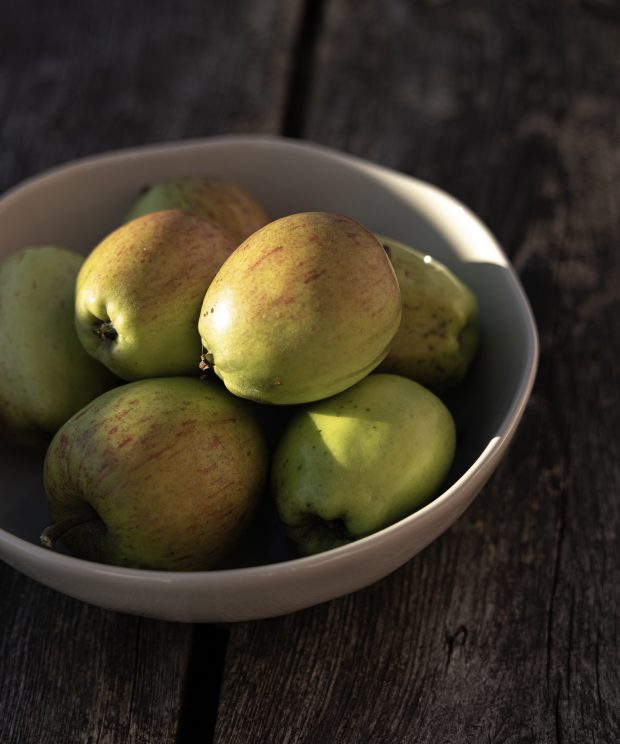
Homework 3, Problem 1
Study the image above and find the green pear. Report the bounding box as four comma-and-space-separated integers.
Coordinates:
75, 210, 235, 381
0, 246, 117, 448
198, 212, 402, 405
41, 377, 268, 571
124, 176, 269, 244
272, 373, 456, 555
378, 236, 479, 390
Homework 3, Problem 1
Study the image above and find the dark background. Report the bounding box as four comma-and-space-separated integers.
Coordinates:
1, 1, 619, 742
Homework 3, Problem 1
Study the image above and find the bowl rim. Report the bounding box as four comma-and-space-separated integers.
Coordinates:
0, 134, 539, 586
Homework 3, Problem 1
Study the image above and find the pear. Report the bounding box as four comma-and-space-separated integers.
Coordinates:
41, 377, 268, 570
272, 373, 456, 555
0, 246, 117, 447
379, 236, 479, 390
124, 176, 269, 244
198, 212, 402, 405
75, 210, 235, 381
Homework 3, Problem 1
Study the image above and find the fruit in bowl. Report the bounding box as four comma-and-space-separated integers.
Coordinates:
42, 377, 268, 571
0, 245, 118, 447
124, 175, 270, 245
378, 235, 479, 390
75, 209, 235, 380
272, 373, 456, 556
9, 196, 467, 571
198, 211, 402, 405
0, 136, 538, 622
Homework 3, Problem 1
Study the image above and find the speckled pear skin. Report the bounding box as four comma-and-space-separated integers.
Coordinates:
124, 176, 269, 245
198, 212, 402, 405
272, 373, 457, 556
378, 235, 479, 390
0, 246, 117, 448
75, 210, 236, 381
43, 377, 269, 571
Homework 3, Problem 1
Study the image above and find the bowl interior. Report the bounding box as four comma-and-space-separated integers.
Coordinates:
0, 136, 536, 570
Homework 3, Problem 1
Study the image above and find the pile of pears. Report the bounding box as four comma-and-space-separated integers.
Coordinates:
0, 174, 479, 571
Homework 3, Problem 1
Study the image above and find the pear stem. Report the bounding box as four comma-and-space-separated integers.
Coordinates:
93, 320, 118, 341
199, 347, 214, 375
40, 508, 103, 550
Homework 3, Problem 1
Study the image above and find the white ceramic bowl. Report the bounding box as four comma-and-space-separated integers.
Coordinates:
0, 135, 538, 622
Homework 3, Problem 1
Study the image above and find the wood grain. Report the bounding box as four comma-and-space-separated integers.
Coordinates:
0, 1, 302, 742
0, 0, 302, 190
215, 1, 620, 742
0, 570, 191, 744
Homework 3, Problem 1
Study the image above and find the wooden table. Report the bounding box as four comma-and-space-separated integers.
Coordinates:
2, 1, 619, 741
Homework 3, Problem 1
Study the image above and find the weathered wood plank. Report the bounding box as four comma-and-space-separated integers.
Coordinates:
0, 0, 302, 189
215, 1, 620, 741
0, 1, 302, 742
0, 570, 192, 744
